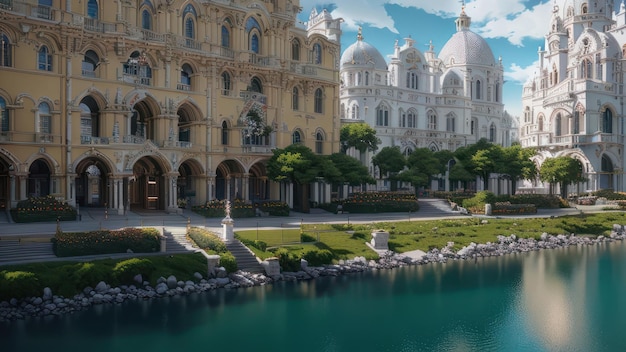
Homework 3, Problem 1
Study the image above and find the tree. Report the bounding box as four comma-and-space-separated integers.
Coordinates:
340, 123, 380, 154
469, 145, 502, 191
328, 153, 375, 186
399, 148, 441, 195
539, 156, 585, 198
267, 144, 335, 184
371, 146, 405, 179
499, 145, 537, 195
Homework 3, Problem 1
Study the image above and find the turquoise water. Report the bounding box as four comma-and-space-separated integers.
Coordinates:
3, 242, 626, 352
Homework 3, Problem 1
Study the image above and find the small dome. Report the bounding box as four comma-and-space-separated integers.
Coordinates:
439, 30, 496, 67
340, 29, 388, 70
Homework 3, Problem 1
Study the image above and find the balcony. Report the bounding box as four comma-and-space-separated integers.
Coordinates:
160, 140, 192, 149
170, 34, 201, 51
123, 135, 145, 144
177, 83, 191, 91
83, 17, 117, 33
81, 135, 109, 145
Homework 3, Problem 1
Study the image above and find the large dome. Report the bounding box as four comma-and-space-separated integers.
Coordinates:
340, 34, 388, 71
439, 30, 496, 67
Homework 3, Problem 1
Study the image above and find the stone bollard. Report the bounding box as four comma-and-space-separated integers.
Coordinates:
485, 203, 492, 216
262, 257, 281, 277
221, 216, 234, 242
205, 254, 221, 278
371, 230, 389, 250
160, 234, 167, 252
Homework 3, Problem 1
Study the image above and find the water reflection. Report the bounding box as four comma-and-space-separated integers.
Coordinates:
2, 242, 626, 352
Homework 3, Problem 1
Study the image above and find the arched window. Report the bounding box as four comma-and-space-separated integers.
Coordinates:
292, 130, 302, 144
406, 72, 418, 89
446, 114, 455, 132
221, 121, 228, 145
123, 51, 152, 85
141, 9, 152, 30
221, 71, 231, 95
179, 64, 193, 91
0, 97, 9, 132
246, 17, 261, 53
538, 115, 544, 131
221, 24, 230, 48
313, 43, 322, 64
581, 58, 592, 79
489, 123, 496, 142
376, 105, 389, 126
471, 118, 477, 135
251, 33, 259, 53
314, 88, 323, 113
495, 83, 500, 102
178, 108, 191, 143
250, 77, 262, 93
38, 45, 52, 71
80, 96, 100, 140
87, 0, 98, 18
365, 72, 370, 85
1, 34, 12, 67
315, 132, 324, 154
407, 110, 416, 128
292, 39, 300, 61
428, 111, 437, 130
82, 50, 99, 77
602, 109, 613, 133
292, 87, 299, 110
38, 102, 51, 135
183, 4, 197, 39
555, 113, 562, 136
475, 80, 482, 99
581, 4, 588, 14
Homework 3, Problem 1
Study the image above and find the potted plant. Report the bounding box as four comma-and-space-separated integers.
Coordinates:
177, 198, 187, 209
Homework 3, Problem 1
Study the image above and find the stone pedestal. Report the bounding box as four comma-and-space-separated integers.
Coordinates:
485, 203, 492, 216
262, 257, 281, 277
371, 230, 389, 250
206, 254, 221, 278
221, 216, 234, 242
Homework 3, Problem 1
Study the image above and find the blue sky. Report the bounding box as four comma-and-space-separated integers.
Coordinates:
296, 0, 622, 119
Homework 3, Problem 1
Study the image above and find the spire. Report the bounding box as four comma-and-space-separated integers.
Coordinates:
357, 26, 363, 41
455, 1, 471, 31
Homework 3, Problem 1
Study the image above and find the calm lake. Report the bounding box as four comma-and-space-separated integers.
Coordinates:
3, 241, 626, 352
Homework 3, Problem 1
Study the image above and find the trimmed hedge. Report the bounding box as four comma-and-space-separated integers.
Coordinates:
12, 195, 77, 223
492, 202, 537, 215
0, 271, 40, 301
113, 258, 156, 285
52, 228, 161, 257
187, 227, 227, 253
191, 200, 255, 218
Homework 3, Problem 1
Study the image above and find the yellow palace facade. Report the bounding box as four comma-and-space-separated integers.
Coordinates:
0, 0, 342, 214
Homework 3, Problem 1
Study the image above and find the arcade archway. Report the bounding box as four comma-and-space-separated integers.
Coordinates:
249, 161, 269, 202
177, 159, 203, 207
74, 157, 111, 207
130, 156, 167, 210
215, 160, 244, 200
28, 159, 51, 197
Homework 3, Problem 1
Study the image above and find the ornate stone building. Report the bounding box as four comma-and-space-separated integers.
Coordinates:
520, 0, 626, 194
0, 0, 341, 213
339, 6, 516, 192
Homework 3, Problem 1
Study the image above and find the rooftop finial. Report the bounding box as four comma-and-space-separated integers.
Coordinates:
357, 26, 363, 41
460, 0, 466, 14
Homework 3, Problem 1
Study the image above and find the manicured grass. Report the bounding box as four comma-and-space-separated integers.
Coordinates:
0, 253, 207, 301
235, 228, 301, 247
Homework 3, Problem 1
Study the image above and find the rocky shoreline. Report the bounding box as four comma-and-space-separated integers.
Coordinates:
2, 224, 626, 323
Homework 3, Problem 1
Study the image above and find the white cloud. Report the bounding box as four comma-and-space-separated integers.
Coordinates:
299, 0, 552, 46
506, 60, 540, 85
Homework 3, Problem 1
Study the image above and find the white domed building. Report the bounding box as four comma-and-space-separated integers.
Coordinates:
340, 6, 515, 192
520, 0, 626, 194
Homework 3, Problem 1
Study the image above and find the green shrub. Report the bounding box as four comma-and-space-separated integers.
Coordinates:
187, 227, 227, 253
274, 248, 301, 272
12, 195, 77, 223
113, 258, 156, 285
258, 201, 290, 216
496, 194, 563, 208
302, 249, 334, 266
593, 189, 626, 200
69, 262, 111, 289
219, 252, 237, 273
53, 228, 161, 257
0, 271, 41, 301
462, 191, 496, 210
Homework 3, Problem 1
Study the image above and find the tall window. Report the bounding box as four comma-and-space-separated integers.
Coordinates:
581, 58, 592, 79
446, 114, 455, 132
183, 4, 197, 39
475, 80, 482, 100
123, 51, 152, 85
246, 17, 261, 53
38, 46, 52, 71
495, 83, 500, 102
38, 102, 51, 135
315, 132, 323, 154
1, 34, 11, 67
406, 72, 418, 89
365, 72, 369, 85
555, 114, 562, 136
180, 64, 193, 90
141, 9, 152, 30
351, 105, 359, 119
87, 0, 98, 18
313, 43, 322, 64
538, 115, 544, 131
221, 23, 231, 48
221, 121, 228, 145
82, 50, 99, 77
471, 118, 478, 135
428, 111, 437, 130
376, 105, 389, 126
251, 34, 259, 53
250, 77, 262, 93
407, 110, 416, 128
602, 109, 613, 133
573, 111, 580, 134
292, 87, 299, 110
292, 130, 302, 144
221, 71, 231, 94
80, 96, 99, 140
177, 109, 191, 143
314, 88, 323, 113
489, 123, 496, 142
0, 97, 8, 132
292, 39, 300, 61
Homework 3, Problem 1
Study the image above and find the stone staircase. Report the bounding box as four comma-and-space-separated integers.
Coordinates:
0, 236, 56, 265
162, 227, 197, 254
225, 240, 264, 273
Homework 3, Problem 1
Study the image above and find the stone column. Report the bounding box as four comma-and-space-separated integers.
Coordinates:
243, 173, 250, 201
19, 175, 26, 200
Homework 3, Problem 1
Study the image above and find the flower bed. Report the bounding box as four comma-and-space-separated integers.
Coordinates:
52, 227, 161, 257
191, 199, 255, 218
577, 196, 597, 205
341, 192, 419, 213
492, 202, 537, 215
11, 195, 77, 223
257, 201, 290, 216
